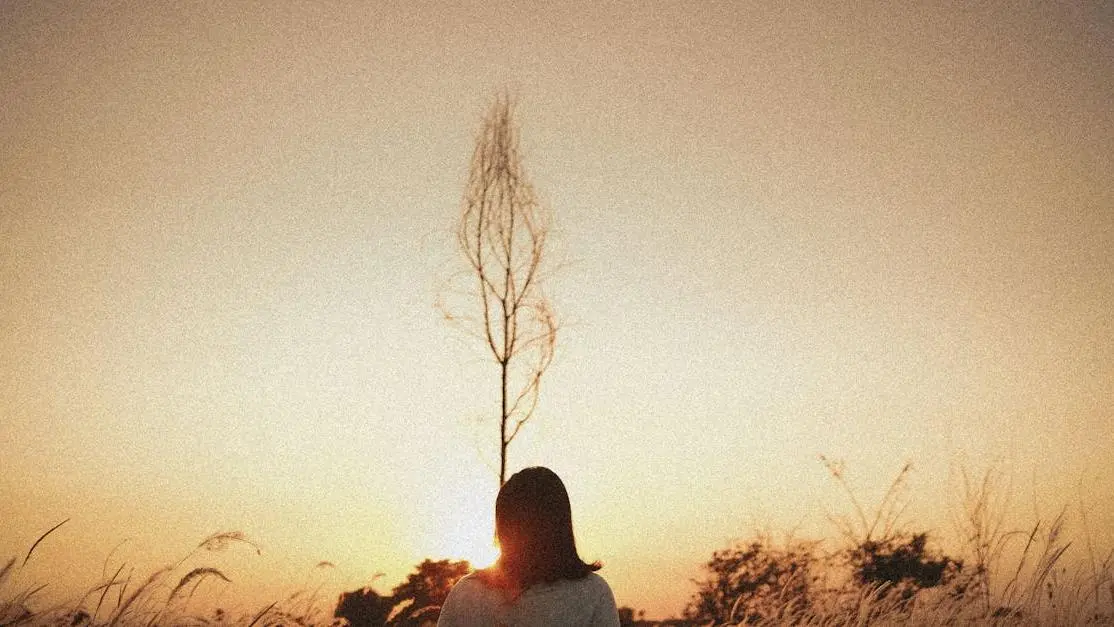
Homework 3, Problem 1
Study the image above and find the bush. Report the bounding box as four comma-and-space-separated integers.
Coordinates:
848, 532, 961, 604
334, 558, 470, 627
685, 535, 819, 624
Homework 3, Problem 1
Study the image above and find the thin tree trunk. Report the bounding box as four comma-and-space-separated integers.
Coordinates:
447, 94, 556, 490
500, 358, 509, 486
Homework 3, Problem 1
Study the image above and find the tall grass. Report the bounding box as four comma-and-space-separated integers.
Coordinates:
0, 527, 334, 627
695, 533, 1111, 626
698, 464, 1114, 627
5, 466, 1111, 625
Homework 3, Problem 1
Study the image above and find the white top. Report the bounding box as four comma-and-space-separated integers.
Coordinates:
437, 571, 621, 627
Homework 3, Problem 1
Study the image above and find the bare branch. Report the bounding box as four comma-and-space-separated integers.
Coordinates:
445, 93, 558, 486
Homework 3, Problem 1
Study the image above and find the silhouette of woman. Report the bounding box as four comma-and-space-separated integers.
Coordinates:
437, 467, 620, 626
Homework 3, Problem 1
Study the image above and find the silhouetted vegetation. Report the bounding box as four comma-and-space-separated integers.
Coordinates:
334, 558, 470, 627
440, 92, 558, 487
686, 536, 819, 624
0, 528, 334, 627
849, 532, 960, 602
4, 463, 1111, 625
687, 460, 968, 623
334, 587, 394, 627
686, 530, 966, 624
682, 461, 1114, 625
618, 605, 652, 625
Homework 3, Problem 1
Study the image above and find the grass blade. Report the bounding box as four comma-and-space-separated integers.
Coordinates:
169, 568, 230, 603
246, 601, 277, 627
0, 557, 16, 588
108, 566, 170, 627
91, 563, 127, 624
23, 519, 69, 567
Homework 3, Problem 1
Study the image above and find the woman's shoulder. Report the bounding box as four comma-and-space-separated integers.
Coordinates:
455, 571, 486, 585
450, 568, 524, 603
574, 571, 612, 592
580, 571, 616, 601
439, 572, 504, 626
450, 571, 500, 595
529, 571, 613, 599
441, 572, 505, 612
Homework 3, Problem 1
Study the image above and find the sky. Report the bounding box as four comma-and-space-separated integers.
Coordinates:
2, 0, 1112, 619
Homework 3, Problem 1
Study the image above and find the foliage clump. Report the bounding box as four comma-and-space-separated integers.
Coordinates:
334, 558, 470, 627
685, 461, 1114, 626
849, 532, 960, 603
686, 536, 818, 625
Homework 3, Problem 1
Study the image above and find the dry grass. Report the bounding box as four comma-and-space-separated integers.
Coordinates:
6, 526, 1110, 626
0, 527, 334, 627
5, 466, 1111, 626
700, 465, 1114, 627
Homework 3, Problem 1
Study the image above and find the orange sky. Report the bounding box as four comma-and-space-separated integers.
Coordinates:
2, 1, 1112, 619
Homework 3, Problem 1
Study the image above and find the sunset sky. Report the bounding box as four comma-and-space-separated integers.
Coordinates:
2, 1, 1112, 619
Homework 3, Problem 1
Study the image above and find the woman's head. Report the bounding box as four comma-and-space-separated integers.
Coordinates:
494, 467, 600, 587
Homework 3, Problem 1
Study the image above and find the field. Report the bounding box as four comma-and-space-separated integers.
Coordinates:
4, 496, 1112, 626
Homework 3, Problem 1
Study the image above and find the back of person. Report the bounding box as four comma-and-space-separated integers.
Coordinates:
435, 467, 621, 626
437, 571, 619, 627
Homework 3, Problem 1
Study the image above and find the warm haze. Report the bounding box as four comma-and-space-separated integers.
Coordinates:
2, 1, 1112, 620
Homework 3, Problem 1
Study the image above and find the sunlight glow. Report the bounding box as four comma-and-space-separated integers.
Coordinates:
431, 518, 499, 569
424, 478, 500, 569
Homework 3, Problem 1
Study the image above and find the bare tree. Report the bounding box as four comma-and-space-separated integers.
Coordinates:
445, 94, 557, 487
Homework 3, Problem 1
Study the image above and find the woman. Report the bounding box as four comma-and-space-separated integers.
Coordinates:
437, 467, 620, 626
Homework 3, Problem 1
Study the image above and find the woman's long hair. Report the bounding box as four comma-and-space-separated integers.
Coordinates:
490, 467, 600, 589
